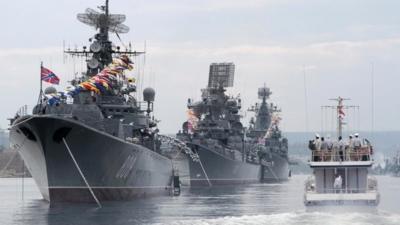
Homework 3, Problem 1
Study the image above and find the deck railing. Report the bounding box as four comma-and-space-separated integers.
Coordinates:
15, 105, 29, 117
310, 146, 372, 162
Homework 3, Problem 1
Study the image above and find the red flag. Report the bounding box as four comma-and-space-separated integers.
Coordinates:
41, 67, 60, 85
338, 106, 345, 118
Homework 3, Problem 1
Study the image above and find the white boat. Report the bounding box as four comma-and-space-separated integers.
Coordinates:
304, 97, 380, 206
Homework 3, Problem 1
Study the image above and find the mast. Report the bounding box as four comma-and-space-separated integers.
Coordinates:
39, 62, 43, 106
64, 0, 144, 77
325, 97, 357, 137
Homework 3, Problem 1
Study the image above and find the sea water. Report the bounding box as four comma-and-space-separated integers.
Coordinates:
0, 175, 399, 225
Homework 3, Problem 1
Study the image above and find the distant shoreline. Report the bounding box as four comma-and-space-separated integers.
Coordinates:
0, 150, 31, 178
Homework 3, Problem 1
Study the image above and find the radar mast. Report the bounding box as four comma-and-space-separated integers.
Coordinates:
64, 0, 144, 76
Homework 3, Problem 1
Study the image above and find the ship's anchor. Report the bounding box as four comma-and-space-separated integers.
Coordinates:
62, 138, 102, 208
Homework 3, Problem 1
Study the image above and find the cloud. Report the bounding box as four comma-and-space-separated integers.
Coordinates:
145, 37, 400, 60
0, 47, 62, 57
132, 0, 288, 14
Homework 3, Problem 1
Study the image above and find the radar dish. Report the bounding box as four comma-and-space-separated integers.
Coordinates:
109, 23, 129, 33
90, 41, 102, 52
86, 8, 100, 15
87, 58, 99, 69
77, 8, 101, 27
77, 8, 129, 33
108, 14, 126, 25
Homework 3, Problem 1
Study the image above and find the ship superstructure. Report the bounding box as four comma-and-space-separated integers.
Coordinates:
304, 97, 379, 206
247, 86, 289, 182
8, 1, 192, 203
177, 63, 265, 186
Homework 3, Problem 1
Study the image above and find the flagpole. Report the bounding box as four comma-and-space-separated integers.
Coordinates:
39, 62, 43, 107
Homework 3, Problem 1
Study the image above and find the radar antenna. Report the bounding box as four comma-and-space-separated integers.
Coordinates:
77, 1, 130, 34
207, 63, 235, 88
64, 0, 144, 76
258, 84, 271, 100
322, 97, 359, 137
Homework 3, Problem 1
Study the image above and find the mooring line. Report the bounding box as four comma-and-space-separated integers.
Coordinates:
62, 138, 102, 208
264, 163, 279, 182
197, 154, 212, 187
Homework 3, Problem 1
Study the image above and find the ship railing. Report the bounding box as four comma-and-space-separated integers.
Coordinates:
15, 105, 29, 117
310, 147, 372, 162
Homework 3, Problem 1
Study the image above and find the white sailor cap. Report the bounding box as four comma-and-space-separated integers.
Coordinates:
315, 133, 320, 138
354, 133, 359, 137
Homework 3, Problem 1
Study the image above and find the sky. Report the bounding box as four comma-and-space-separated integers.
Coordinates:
1, 0, 400, 134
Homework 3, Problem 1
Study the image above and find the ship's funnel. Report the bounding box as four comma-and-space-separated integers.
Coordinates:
143, 87, 155, 102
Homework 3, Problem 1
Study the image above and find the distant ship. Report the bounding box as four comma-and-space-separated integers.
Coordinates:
246, 86, 289, 182
177, 63, 285, 186
8, 1, 190, 203
383, 152, 400, 177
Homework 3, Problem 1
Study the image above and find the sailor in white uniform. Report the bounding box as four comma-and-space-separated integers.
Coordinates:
334, 174, 343, 193
333, 136, 345, 161
353, 133, 362, 149
346, 135, 354, 160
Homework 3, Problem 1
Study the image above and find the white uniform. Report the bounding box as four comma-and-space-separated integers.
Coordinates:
314, 139, 321, 150
334, 175, 343, 192
353, 137, 362, 148
337, 139, 345, 150
320, 141, 328, 150
347, 138, 354, 149
332, 139, 345, 161
326, 137, 333, 150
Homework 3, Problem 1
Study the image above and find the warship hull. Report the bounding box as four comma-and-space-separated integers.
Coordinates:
9, 115, 175, 203
188, 144, 261, 186
261, 153, 289, 182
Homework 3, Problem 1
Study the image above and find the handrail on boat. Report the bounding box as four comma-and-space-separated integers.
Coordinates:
310, 146, 372, 162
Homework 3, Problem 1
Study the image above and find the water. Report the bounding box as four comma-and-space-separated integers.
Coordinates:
1, 175, 399, 225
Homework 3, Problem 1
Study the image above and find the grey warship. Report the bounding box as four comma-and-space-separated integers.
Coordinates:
177, 63, 266, 186
8, 1, 186, 203
246, 86, 289, 182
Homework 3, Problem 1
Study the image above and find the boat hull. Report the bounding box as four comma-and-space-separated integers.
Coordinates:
187, 144, 262, 186
304, 192, 380, 206
261, 153, 289, 182
9, 116, 175, 203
